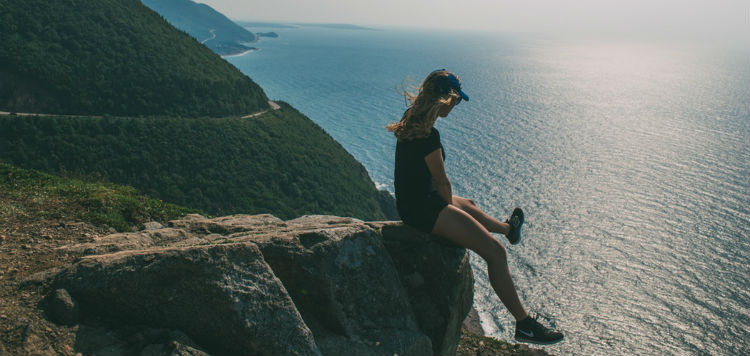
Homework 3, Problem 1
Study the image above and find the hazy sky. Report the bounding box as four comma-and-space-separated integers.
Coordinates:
197, 0, 749, 42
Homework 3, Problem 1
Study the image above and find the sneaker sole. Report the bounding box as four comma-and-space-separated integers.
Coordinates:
508, 208, 524, 245
509, 224, 522, 245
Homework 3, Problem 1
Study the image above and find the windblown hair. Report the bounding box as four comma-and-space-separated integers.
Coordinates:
386, 70, 461, 141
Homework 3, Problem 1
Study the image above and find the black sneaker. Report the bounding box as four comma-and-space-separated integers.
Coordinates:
514, 314, 564, 345
505, 207, 524, 244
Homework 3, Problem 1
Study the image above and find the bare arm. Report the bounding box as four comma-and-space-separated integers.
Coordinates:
425, 148, 452, 205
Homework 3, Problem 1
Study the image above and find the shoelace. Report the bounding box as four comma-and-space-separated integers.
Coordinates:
527, 313, 558, 334
509, 215, 520, 228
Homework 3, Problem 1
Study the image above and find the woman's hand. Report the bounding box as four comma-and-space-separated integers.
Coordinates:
425, 148, 453, 205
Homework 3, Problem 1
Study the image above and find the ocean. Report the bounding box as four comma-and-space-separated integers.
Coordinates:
226, 26, 750, 356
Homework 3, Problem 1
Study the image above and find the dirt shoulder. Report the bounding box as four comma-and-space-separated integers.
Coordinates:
0, 209, 110, 355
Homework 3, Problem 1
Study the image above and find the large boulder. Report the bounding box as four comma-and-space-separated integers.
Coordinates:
49, 214, 474, 356
43, 288, 80, 325
231, 215, 433, 356
51, 243, 321, 356
372, 222, 474, 356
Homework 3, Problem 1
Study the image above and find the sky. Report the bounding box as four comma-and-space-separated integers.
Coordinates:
197, 0, 749, 43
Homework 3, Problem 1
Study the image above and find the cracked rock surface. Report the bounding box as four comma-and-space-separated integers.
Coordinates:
12, 214, 474, 356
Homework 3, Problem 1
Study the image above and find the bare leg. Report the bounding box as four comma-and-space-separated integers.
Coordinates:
431, 205, 529, 321
453, 196, 510, 237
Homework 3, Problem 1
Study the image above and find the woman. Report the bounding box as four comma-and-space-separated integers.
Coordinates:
386, 69, 564, 345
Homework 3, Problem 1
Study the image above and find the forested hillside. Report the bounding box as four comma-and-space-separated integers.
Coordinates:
141, 0, 256, 56
0, 104, 396, 220
0, 0, 397, 221
0, 0, 268, 116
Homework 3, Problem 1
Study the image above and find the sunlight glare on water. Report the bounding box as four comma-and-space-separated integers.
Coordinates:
227, 28, 750, 356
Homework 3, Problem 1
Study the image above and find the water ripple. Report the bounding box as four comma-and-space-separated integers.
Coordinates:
227, 28, 750, 356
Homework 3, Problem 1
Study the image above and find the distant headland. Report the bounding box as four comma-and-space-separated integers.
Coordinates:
238, 21, 378, 31
256, 31, 279, 38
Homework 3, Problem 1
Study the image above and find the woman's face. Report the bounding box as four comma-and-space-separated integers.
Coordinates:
437, 98, 459, 118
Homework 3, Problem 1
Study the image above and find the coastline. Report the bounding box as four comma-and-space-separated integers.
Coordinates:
221, 48, 257, 58
217, 33, 272, 58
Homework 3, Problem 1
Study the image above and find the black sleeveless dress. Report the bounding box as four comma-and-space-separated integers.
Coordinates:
394, 127, 449, 233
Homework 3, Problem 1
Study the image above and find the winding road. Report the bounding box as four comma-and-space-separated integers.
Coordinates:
241, 100, 281, 118
201, 29, 216, 44
1, 101, 280, 119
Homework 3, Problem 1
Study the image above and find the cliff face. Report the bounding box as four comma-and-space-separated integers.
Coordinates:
31, 214, 473, 356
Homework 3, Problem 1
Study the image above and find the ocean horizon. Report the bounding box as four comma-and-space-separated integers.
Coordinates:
226, 26, 750, 356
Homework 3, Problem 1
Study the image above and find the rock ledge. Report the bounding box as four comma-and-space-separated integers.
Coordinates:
45, 214, 474, 356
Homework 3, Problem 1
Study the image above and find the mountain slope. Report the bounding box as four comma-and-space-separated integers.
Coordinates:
0, 0, 268, 117
0, 0, 396, 221
141, 0, 256, 56
0, 104, 396, 220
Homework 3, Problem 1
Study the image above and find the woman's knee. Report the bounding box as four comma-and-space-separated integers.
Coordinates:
452, 195, 476, 210
481, 241, 507, 265
433, 205, 493, 247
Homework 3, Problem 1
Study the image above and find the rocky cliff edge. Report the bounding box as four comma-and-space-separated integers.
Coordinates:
22, 214, 474, 356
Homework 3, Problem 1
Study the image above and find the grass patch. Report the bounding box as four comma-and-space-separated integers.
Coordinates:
0, 162, 202, 231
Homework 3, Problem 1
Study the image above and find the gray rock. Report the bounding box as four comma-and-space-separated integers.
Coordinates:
140, 221, 164, 231
44, 288, 80, 325
51, 214, 474, 356
167, 213, 286, 235
246, 215, 433, 356
166, 330, 200, 350
463, 306, 484, 336
52, 243, 321, 356
73, 324, 127, 355
404, 272, 425, 288
140, 343, 166, 356
135, 329, 211, 356
167, 341, 211, 356
94, 344, 129, 356
373, 222, 474, 356
57, 228, 194, 255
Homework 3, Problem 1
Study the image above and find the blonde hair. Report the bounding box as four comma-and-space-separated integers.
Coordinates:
386, 70, 461, 141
